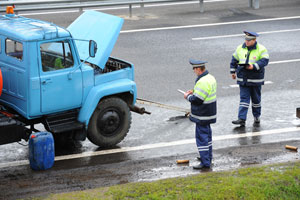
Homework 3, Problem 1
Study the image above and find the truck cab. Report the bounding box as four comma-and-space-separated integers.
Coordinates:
0, 8, 143, 147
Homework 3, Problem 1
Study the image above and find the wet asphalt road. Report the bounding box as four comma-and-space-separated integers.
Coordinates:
1, 0, 300, 199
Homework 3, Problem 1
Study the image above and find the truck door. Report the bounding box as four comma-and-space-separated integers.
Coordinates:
39, 40, 82, 113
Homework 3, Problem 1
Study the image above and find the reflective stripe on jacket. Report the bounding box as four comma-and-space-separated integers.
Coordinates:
188, 71, 217, 125
230, 42, 269, 86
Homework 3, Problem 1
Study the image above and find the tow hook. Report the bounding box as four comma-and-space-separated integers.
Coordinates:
129, 105, 151, 115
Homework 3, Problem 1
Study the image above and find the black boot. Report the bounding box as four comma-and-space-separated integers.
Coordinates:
196, 157, 213, 165
254, 117, 260, 124
193, 164, 211, 170
232, 119, 245, 126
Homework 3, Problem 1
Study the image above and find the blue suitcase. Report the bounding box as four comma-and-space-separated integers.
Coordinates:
29, 132, 54, 170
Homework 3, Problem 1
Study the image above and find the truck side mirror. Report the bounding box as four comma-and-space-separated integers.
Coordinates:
89, 40, 97, 58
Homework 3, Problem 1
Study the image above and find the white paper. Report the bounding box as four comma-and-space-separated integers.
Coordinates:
177, 89, 185, 94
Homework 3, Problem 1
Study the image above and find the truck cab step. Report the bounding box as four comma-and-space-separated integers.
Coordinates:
45, 110, 85, 134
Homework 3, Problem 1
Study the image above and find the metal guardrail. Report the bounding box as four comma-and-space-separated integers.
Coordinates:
0, 0, 260, 17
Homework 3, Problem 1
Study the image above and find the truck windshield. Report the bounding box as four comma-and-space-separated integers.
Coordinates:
40, 40, 74, 72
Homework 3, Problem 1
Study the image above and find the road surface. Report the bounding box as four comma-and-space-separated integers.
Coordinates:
0, 0, 300, 199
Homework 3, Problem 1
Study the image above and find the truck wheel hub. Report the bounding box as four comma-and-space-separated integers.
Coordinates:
98, 110, 121, 136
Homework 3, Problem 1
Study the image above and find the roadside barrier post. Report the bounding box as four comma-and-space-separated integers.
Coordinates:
129, 4, 132, 17
249, 0, 260, 9
140, 0, 145, 17
253, 0, 259, 9
199, 0, 204, 13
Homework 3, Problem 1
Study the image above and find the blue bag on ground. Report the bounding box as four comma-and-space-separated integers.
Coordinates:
29, 132, 54, 170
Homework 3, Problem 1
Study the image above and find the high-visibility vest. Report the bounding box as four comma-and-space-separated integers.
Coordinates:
233, 43, 269, 65
189, 73, 217, 125
233, 43, 269, 86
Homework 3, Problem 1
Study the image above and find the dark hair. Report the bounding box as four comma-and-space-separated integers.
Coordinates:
193, 65, 205, 71
199, 65, 206, 71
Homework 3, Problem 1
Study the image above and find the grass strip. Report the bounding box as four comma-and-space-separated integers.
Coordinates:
32, 161, 300, 200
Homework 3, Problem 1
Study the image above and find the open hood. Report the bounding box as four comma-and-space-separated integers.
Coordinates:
67, 10, 124, 69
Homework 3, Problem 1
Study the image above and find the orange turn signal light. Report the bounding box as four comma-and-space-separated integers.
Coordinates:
6, 6, 14, 14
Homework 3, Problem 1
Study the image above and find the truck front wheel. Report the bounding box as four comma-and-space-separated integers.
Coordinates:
87, 97, 131, 147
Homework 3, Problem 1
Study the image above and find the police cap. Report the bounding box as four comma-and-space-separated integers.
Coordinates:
189, 59, 207, 68
244, 31, 259, 41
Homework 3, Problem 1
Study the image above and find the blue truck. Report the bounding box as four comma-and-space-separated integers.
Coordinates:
0, 8, 147, 147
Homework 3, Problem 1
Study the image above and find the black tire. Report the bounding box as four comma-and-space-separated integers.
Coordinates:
87, 97, 131, 147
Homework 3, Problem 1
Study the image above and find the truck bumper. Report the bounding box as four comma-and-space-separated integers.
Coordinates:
297, 108, 300, 119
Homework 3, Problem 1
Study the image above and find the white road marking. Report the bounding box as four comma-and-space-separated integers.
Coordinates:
120, 15, 300, 33
20, 10, 77, 16
192, 28, 300, 40
269, 59, 300, 65
229, 84, 239, 88
229, 81, 273, 88
228, 58, 300, 88
19, 0, 229, 16
1, 126, 300, 169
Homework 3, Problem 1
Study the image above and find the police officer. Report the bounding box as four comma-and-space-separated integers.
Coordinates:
230, 31, 269, 126
184, 59, 217, 169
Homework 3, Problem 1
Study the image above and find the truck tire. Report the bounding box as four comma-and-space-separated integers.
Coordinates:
87, 97, 131, 147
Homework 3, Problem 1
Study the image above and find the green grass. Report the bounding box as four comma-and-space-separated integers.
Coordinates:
32, 161, 300, 200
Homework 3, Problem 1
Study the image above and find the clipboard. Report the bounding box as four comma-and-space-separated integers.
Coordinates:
239, 63, 249, 67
